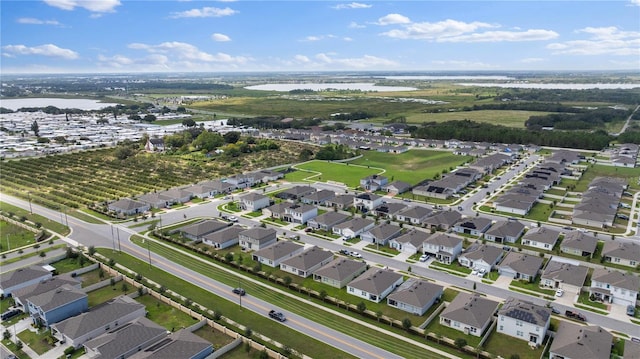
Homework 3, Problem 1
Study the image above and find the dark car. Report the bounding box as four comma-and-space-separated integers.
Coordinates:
565, 310, 586, 321
232, 288, 246, 296
550, 306, 561, 314
339, 249, 350, 255
627, 305, 636, 316
268, 310, 286, 322
1, 308, 22, 321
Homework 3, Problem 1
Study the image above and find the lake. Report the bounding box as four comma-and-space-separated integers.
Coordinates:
456, 83, 640, 90
0, 98, 120, 111
245, 82, 417, 92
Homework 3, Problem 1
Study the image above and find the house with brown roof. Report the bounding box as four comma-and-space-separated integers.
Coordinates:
389, 229, 430, 255
601, 241, 640, 268
313, 258, 367, 288
387, 279, 443, 315
346, 268, 403, 303
439, 293, 499, 337
540, 259, 588, 295
252, 241, 304, 268
280, 246, 334, 278
549, 322, 612, 359
498, 252, 544, 281
560, 231, 598, 258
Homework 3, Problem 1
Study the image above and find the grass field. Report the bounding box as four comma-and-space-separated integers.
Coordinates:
371, 110, 552, 128
293, 160, 381, 187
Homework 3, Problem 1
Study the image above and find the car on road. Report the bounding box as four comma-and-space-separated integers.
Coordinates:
350, 251, 362, 258
555, 289, 564, 297
227, 216, 238, 222
232, 288, 246, 296
627, 305, 636, 316
339, 249, 350, 255
304, 227, 313, 232
419, 254, 430, 262
268, 310, 286, 322
565, 310, 586, 321
550, 306, 561, 314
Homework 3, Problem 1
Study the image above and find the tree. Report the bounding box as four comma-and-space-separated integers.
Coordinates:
88, 245, 96, 256
319, 289, 327, 302
16, 341, 23, 350
509, 355, 521, 359
454, 338, 467, 350
299, 148, 314, 161
357, 301, 366, 313
245, 327, 252, 337
402, 318, 412, 331
3, 329, 10, 340
176, 106, 186, 113
31, 120, 39, 136
223, 131, 241, 144
283, 276, 292, 286
182, 118, 196, 127
376, 310, 383, 322
142, 114, 157, 122
121, 282, 128, 293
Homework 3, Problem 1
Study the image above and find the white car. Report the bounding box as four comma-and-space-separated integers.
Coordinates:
350, 251, 362, 258
419, 254, 429, 262
555, 289, 564, 297
227, 216, 238, 222
471, 269, 479, 276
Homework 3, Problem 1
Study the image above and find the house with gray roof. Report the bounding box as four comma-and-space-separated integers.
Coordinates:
262, 202, 292, 219
238, 227, 277, 250
307, 212, 350, 231
360, 223, 402, 245
26, 284, 88, 327
280, 246, 334, 278
413, 168, 481, 199
83, 317, 167, 359
452, 217, 492, 237
354, 193, 384, 211
333, 217, 375, 239
521, 227, 560, 251
183, 183, 216, 199
179, 219, 229, 241
458, 243, 504, 274
560, 231, 598, 258
494, 191, 538, 216
382, 180, 412, 195
12, 275, 80, 312
275, 185, 316, 201
252, 241, 304, 268
497, 297, 551, 346
395, 206, 433, 225
498, 252, 544, 281
483, 220, 525, 244
347, 268, 404, 303
240, 192, 270, 212
389, 229, 430, 255
225, 174, 253, 189
202, 225, 244, 249
313, 258, 368, 288
201, 179, 234, 194
325, 194, 355, 210
549, 322, 612, 359
0, 265, 52, 297
423, 233, 463, 264
374, 202, 408, 219
601, 241, 640, 268
540, 260, 588, 295
360, 174, 388, 191
300, 189, 336, 205
51, 295, 146, 349
107, 198, 150, 216
439, 293, 499, 337
283, 203, 318, 224
423, 210, 462, 231
128, 328, 213, 359
387, 279, 443, 315
589, 268, 640, 306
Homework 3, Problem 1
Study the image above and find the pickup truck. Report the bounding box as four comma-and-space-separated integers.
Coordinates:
565, 310, 586, 321
268, 310, 286, 322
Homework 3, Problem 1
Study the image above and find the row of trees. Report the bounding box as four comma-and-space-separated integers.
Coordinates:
525, 108, 630, 130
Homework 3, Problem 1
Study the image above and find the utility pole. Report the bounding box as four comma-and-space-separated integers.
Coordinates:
238, 279, 242, 308
27, 192, 33, 214
116, 227, 121, 252
147, 240, 152, 268
111, 225, 116, 252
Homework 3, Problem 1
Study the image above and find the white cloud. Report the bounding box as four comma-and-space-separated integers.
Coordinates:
170, 6, 237, 18
289, 53, 397, 69
2, 44, 79, 59
376, 13, 411, 25
332, 2, 372, 10
520, 57, 544, 63
439, 29, 559, 42
343, 37, 353, 42
211, 33, 231, 42
128, 41, 248, 64
301, 34, 337, 42
43, 0, 121, 13
381, 19, 495, 40
349, 21, 365, 29
17, 17, 61, 25
630, 0, 640, 6
547, 26, 640, 56
431, 60, 498, 69
294, 55, 310, 63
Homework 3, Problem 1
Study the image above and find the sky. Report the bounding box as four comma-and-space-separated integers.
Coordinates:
1, 0, 639, 74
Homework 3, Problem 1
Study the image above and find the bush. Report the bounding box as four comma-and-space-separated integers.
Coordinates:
64, 346, 75, 355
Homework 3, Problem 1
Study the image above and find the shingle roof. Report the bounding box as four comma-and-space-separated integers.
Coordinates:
334, 217, 375, 232
440, 293, 499, 328
27, 284, 87, 312
484, 220, 525, 238
253, 241, 303, 261
313, 258, 367, 282
179, 219, 229, 237
13, 275, 80, 300
424, 232, 463, 249
541, 260, 588, 287
239, 227, 277, 242
522, 227, 561, 245
202, 226, 244, 245
454, 217, 492, 231
109, 198, 147, 211
398, 206, 433, 220
602, 241, 640, 262
241, 192, 269, 202
498, 297, 550, 326
394, 230, 430, 248
387, 279, 443, 309
1, 265, 51, 290
460, 243, 503, 264
423, 211, 462, 227
363, 223, 402, 240
550, 322, 612, 359
280, 246, 333, 271
82, 317, 166, 359
591, 268, 640, 292
499, 252, 544, 277
128, 329, 212, 359
562, 231, 598, 253
347, 268, 403, 296
311, 212, 350, 226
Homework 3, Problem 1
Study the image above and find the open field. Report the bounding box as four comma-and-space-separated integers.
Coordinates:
293, 160, 381, 187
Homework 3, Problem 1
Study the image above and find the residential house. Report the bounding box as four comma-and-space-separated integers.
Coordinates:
494, 193, 537, 216
498, 252, 544, 281
283, 204, 318, 224
26, 284, 88, 327
389, 229, 430, 255
82, 317, 167, 359
346, 268, 404, 303
179, 219, 229, 241
360, 174, 388, 191
413, 168, 481, 199
332, 217, 375, 239
452, 217, 492, 237
395, 206, 433, 225
589, 267, 640, 306
12, 275, 80, 312
439, 293, 499, 337
360, 223, 402, 245
262, 202, 292, 219
202, 179, 234, 195
382, 181, 412, 195
497, 297, 551, 346
313, 258, 368, 288
252, 241, 304, 268
145, 138, 164, 152
137, 189, 191, 209
240, 193, 271, 212
423, 211, 462, 231
373, 202, 408, 219
354, 193, 384, 211
549, 322, 612, 359
483, 220, 525, 243
280, 246, 334, 278
275, 186, 316, 201
601, 241, 640, 268
51, 295, 146, 349
560, 231, 598, 258
387, 279, 444, 315
325, 194, 355, 210
521, 227, 560, 251
540, 260, 588, 295
307, 212, 350, 231
238, 227, 277, 250
458, 244, 504, 274
422, 233, 463, 264
469, 153, 512, 174
225, 174, 253, 189
202, 226, 244, 249
0, 265, 52, 297
107, 198, 150, 216
127, 328, 213, 359
300, 190, 336, 206
249, 169, 284, 184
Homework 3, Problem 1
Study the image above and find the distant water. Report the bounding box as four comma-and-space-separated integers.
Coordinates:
456, 83, 640, 90
245, 83, 417, 92
0, 98, 119, 111
383, 75, 514, 80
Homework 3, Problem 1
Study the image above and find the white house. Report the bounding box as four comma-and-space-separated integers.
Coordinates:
439, 293, 499, 337
497, 297, 551, 346
458, 243, 503, 274
387, 279, 443, 315
346, 268, 403, 303
389, 229, 430, 255
422, 233, 463, 265
282, 204, 318, 224
589, 268, 640, 306
521, 227, 560, 251
332, 217, 375, 239
280, 246, 334, 278
252, 241, 305, 268
353, 193, 384, 211
240, 193, 270, 212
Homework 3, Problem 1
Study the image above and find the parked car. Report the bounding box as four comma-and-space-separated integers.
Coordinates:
565, 310, 586, 321
1, 308, 21, 321
232, 288, 246, 296
419, 254, 430, 262
627, 305, 636, 316
350, 251, 362, 258
555, 289, 564, 297
339, 249, 350, 256
268, 310, 286, 322
304, 227, 313, 232
227, 216, 238, 222
550, 306, 561, 314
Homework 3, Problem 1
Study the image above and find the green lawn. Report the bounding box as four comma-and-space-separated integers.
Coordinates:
350, 150, 472, 185
0, 221, 37, 251
193, 325, 235, 352
136, 294, 198, 331
293, 161, 380, 187
510, 279, 556, 296
86, 283, 137, 306
403, 110, 552, 128
16, 329, 57, 355
430, 261, 472, 275
0, 202, 70, 236
50, 255, 92, 274
482, 332, 545, 359
577, 291, 608, 310
424, 320, 481, 347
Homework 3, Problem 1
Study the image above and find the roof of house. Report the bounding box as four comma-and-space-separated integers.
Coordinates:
499, 252, 544, 277
311, 211, 350, 226
13, 274, 80, 300
82, 317, 167, 359
253, 241, 303, 261
393, 229, 430, 248
179, 219, 229, 237
460, 243, 503, 264
313, 258, 367, 282
384, 180, 412, 192
423, 211, 462, 227
397, 206, 433, 220
1, 265, 51, 290
301, 189, 336, 202
498, 297, 551, 326
280, 246, 333, 271
327, 194, 355, 206
281, 185, 316, 196
363, 223, 402, 240
550, 322, 612, 359
334, 217, 375, 232
454, 217, 492, 231
239, 227, 277, 242
109, 198, 148, 211
241, 192, 269, 202
591, 268, 640, 292
355, 193, 382, 201
541, 260, 589, 287
602, 241, 640, 262
51, 296, 145, 340
440, 293, 499, 328
387, 279, 443, 309
522, 227, 561, 245
128, 328, 212, 359
27, 284, 87, 312
562, 231, 598, 253
424, 232, 463, 249
264, 202, 293, 215
285, 203, 317, 214
347, 268, 403, 296
202, 226, 244, 244
484, 220, 525, 238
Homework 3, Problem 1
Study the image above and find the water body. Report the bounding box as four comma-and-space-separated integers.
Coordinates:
383, 75, 514, 80
245, 83, 417, 92
0, 98, 119, 111
456, 83, 640, 90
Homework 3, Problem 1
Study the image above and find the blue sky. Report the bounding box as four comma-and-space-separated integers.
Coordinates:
1, 0, 639, 74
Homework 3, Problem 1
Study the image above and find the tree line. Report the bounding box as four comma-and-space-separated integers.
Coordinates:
525, 108, 630, 130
